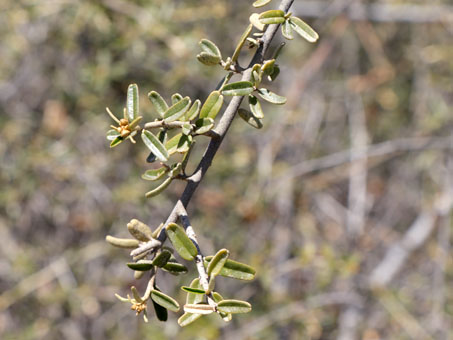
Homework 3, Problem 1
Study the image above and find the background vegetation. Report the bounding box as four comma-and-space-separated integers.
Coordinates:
0, 0, 452, 339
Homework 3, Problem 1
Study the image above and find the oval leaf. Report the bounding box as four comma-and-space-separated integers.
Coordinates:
222, 81, 254, 96
281, 19, 294, 40
253, 0, 272, 8
200, 91, 224, 119
238, 108, 263, 129
185, 99, 201, 121
127, 83, 139, 121
148, 91, 168, 118
127, 260, 154, 271
204, 256, 256, 280
141, 130, 169, 162
199, 39, 221, 58
165, 223, 198, 261
164, 97, 191, 123
197, 52, 221, 66
207, 249, 230, 277
127, 219, 153, 241
162, 261, 188, 275
212, 292, 232, 322
194, 118, 214, 134
171, 93, 183, 105
105, 235, 139, 249
248, 95, 264, 119
142, 167, 168, 181
151, 289, 180, 312
145, 176, 173, 198
178, 312, 202, 327
152, 299, 168, 322
152, 250, 172, 267
257, 88, 287, 105
217, 300, 252, 314
165, 133, 192, 155
289, 16, 319, 43
184, 304, 214, 315
258, 10, 285, 25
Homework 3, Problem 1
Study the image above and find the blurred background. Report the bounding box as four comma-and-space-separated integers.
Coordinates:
1, 0, 452, 339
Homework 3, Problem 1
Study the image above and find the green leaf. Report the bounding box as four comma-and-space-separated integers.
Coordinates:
126, 260, 154, 271
127, 219, 153, 241
152, 299, 168, 322
204, 256, 256, 280
171, 93, 183, 105
186, 278, 204, 305
106, 129, 120, 141
152, 250, 172, 267
164, 97, 191, 123
217, 300, 252, 314
110, 136, 124, 148
145, 176, 172, 198
207, 249, 230, 277
197, 52, 221, 66
258, 10, 285, 25
141, 130, 169, 162
253, 0, 272, 8
127, 83, 139, 121
268, 64, 280, 82
232, 24, 252, 62
165, 133, 192, 155
248, 95, 264, 119
182, 123, 193, 135
181, 286, 205, 294
184, 304, 214, 315
148, 91, 168, 118
165, 223, 198, 261
251, 64, 262, 88
199, 39, 221, 58
289, 17, 319, 43
185, 99, 201, 121
134, 270, 145, 280
261, 59, 275, 76
151, 289, 180, 312
162, 261, 188, 275
105, 235, 139, 249
249, 13, 265, 31
222, 81, 254, 96
128, 116, 142, 130
281, 19, 294, 40
212, 292, 232, 322
238, 108, 263, 129
257, 88, 287, 105
142, 167, 168, 181
200, 91, 224, 119
178, 312, 202, 327
194, 118, 214, 134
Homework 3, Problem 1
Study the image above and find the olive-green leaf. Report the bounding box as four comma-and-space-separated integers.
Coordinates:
152, 299, 168, 322
238, 108, 263, 129
258, 10, 285, 25
145, 176, 173, 198
232, 24, 252, 62
199, 39, 221, 58
164, 97, 191, 123
127, 83, 139, 121
127, 260, 154, 271
268, 64, 280, 82
197, 52, 221, 66
249, 95, 264, 119
253, 0, 272, 8
141, 130, 169, 162
142, 167, 168, 181
249, 13, 265, 31
148, 91, 168, 118
127, 219, 153, 241
106, 129, 120, 141
207, 249, 230, 277
178, 312, 202, 327
185, 99, 201, 121
257, 88, 287, 105
105, 235, 139, 249
166, 133, 192, 155
128, 116, 142, 130
186, 278, 204, 305
171, 93, 183, 105
217, 300, 252, 314
152, 250, 172, 267
184, 304, 214, 315
261, 59, 275, 76
162, 261, 188, 275
151, 289, 180, 312
182, 123, 193, 135
200, 91, 224, 119
110, 136, 124, 148
194, 118, 215, 134
222, 81, 254, 96
165, 223, 198, 261
204, 256, 256, 280
281, 19, 294, 40
289, 16, 319, 43
181, 286, 205, 294
212, 292, 232, 322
